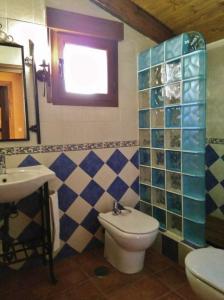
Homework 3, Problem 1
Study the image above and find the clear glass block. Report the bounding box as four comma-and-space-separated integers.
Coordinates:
139, 90, 150, 109
167, 213, 182, 237
138, 48, 150, 71
151, 43, 164, 66
166, 59, 182, 83
152, 168, 165, 189
165, 129, 181, 150
138, 69, 150, 90
151, 87, 164, 108
139, 148, 151, 166
153, 207, 166, 229
166, 171, 181, 193
152, 129, 164, 148
140, 201, 152, 216
182, 152, 204, 176
140, 166, 151, 185
183, 52, 206, 79
166, 151, 181, 172
167, 192, 182, 215
139, 110, 150, 128
151, 64, 166, 87
164, 82, 181, 105
183, 79, 206, 103
183, 175, 205, 200
182, 104, 205, 128
139, 129, 150, 147
152, 149, 165, 169
183, 32, 206, 55
184, 219, 205, 247
165, 35, 182, 60
140, 184, 151, 203
165, 106, 181, 128
182, 129, 205, 151
183, 197, 205, 223
152, 187, 165, 209
151, 108, 164, 128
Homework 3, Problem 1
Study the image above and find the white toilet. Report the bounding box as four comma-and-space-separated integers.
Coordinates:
98, 207, 159, 274
185, 248, 224, 300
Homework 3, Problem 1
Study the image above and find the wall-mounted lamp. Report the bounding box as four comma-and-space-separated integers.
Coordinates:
36, 60, 50, 96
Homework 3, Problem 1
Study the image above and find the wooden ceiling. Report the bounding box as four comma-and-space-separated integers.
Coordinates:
91, 0, 224, 43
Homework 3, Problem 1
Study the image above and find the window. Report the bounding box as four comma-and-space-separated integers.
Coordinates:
47, 8, 124, 107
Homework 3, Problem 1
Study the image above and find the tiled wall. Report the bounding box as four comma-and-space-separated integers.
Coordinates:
4, 143, 138, 268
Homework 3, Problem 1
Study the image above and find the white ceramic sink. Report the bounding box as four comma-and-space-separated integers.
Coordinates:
0, 165, 55, 203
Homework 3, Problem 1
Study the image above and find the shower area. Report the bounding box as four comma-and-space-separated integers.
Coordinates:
138, 32, 207, 248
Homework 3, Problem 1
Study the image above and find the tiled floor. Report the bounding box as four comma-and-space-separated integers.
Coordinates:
0, 247, 201, 300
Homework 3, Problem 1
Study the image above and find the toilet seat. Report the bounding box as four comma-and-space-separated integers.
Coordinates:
98, 207, 159, 234
185, 248, 224, 294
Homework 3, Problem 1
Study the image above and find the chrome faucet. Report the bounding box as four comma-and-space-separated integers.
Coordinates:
0, 153, 6, 174
113, 201, 125, 215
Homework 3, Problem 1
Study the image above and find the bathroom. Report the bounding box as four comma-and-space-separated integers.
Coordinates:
0, 0, 223, 299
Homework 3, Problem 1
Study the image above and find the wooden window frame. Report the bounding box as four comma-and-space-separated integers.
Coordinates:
47, 7, 124, 107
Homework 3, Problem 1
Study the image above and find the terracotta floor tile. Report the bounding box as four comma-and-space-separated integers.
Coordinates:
67, 279, 106, 300
157, 291, 184, 300
176, 282, 201, 300
156, 266, 187, 290
144, 250, 174, 273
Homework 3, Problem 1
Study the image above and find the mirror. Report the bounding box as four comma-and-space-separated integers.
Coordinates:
0, 42, 29, 141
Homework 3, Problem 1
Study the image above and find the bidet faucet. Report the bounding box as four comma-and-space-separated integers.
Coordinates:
0, 153, 6, 174
113, 201, 125, 215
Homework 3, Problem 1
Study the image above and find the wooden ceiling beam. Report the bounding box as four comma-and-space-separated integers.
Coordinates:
90, 0, 174, 43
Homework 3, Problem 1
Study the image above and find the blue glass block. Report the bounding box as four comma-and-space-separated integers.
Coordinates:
152, 129, 164, 148
183, 197, 205, 223
184, 219, 206, 247
167, 192, 182, 215
166, 59, 182, 83
152, 169, 165, 189
182, 152, 204, 176
183, 79, 206, 103
151, 65, 166, 87
138, 48, 150, 71
139, 110, 150, 128
183, 32, 206, 55
182, 104, 205, 128
183, 175, 205, 200
182, 129, 205, 151
139, 148, 150, 165
140, 184, 151, 203
166, 151, 181, 172
140, 201, 152, 216
153, 207, 166, 229
138, 69, 150, 90
152, 149, 164, 168
165, 35, 182, 60
165, 106, 181, 128
166, 171, 181, 193
152, 187, 165, 208
151, 87, 164, 108
167, 213, 182, 236
139, 90, 150, 109
183, 52, 206, 79
151, 43, 164, 66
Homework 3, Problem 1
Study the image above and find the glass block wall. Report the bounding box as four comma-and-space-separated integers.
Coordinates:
138, 32, 206, 247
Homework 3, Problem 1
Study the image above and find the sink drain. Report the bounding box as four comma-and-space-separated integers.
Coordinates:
94, 266, 110, 277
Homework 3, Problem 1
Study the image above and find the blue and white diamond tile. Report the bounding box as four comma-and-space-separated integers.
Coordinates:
18, 221, 42, 242
60, 214, 79, 242
107, 177, 129, 201
93, 164, 117, 190
119, 188, 139, 208
119, 161, 139, 186
81, 208, 100, 235
55, 243, 78, 260
65, 167, 91, 194
50, 153, 77, 181
106, 149, 128, 174
9, 211, 31, 239
131, 176, 140, 195
80, 180, 105, 206
205, 145, 219, 167
206, 169, 219, 192
94, 192, 114, 213
130, 151, 139, 169
19, 155, 40, 167
67, 225, 93, 253
57, 184, 78, 212
206, 193, 218, 215
79, 151, 104, 177
66, 196, 92, 224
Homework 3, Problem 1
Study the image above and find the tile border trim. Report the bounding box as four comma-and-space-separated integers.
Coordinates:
0, 140, 138, 155
206, 138, 224, 145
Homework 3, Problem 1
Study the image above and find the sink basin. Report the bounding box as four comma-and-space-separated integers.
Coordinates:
0, 165, 56, 203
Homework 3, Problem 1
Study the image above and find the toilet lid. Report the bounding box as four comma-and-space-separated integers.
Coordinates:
98, 207, 159, 234
185, 248, 224, 293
